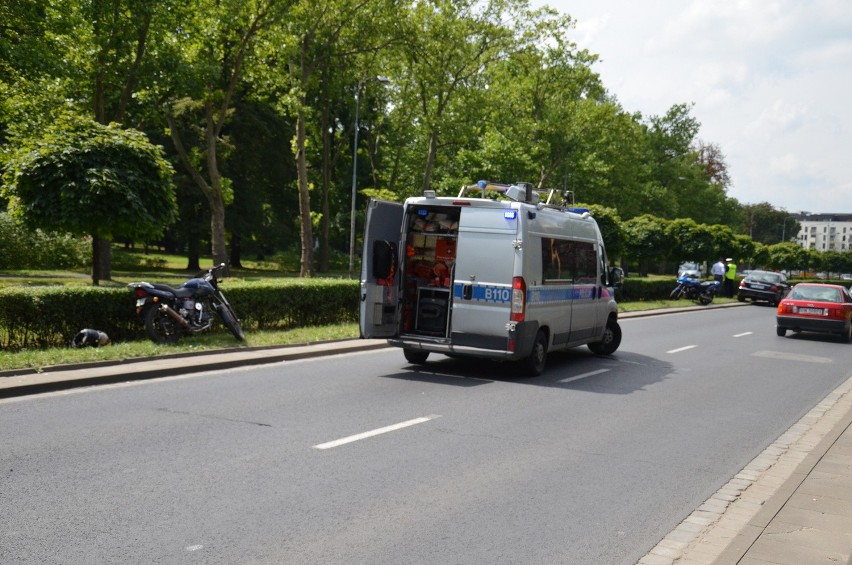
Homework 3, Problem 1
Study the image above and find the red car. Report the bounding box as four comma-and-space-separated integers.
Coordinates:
776, 283, 852, 342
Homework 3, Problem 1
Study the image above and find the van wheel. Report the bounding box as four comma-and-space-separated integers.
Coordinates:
588, 318, 622, 355
403, 349, 429, 364
522, 331, 547, 376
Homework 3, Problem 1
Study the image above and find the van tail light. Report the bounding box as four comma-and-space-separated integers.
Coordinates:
511, 276, 526, 322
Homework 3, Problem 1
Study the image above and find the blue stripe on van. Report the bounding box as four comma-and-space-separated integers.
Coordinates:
452, 283, 598, 304
452, 283, 512, 303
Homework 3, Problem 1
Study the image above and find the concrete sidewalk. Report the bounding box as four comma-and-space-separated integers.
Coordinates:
641, 374, 852, 565
2, 301, 849, 564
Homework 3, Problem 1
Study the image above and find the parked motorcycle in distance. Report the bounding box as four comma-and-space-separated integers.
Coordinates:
128, 263, 245, 343
670, 273, 721, 306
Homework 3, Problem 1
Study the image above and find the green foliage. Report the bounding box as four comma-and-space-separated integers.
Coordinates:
2, 114, 177, 240
765, 242, 810, 272
0, 213, 90, 269
0, 286, 139, 349
623, 214, 670, 274
584, 204, 624, 259
0, 278, 360, 350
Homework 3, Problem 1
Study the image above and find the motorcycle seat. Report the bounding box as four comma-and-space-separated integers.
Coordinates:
149, 283, 196, 298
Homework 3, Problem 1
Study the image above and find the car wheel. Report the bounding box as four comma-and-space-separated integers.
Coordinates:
589, 318, 622, 356
841, 326, 852, 344
403, 349, 429, 364
776, 326, 786, 337
737, 295, 745, 302
522, 330, 547, 376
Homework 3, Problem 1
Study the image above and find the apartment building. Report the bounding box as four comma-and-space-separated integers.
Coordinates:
794, 213, 852, 252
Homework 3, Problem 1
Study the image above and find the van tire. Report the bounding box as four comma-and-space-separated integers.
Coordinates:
403, 349, 429, 364
522, 331, 548, 376
588, 318, 622, 355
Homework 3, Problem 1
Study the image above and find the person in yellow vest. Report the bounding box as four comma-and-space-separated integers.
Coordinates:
725, 258, 737, 298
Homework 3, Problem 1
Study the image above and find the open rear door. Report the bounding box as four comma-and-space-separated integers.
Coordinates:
359, 199, 404, 338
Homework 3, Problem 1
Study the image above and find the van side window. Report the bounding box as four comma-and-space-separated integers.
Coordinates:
541, 238, 597, 284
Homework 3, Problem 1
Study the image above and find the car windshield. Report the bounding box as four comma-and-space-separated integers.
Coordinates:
750, 272, 781, 283
789, 286, 841, 302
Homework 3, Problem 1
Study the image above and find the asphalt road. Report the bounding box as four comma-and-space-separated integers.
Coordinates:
1, 305, 849, 564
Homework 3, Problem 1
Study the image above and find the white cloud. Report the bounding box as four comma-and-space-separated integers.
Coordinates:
539, 0, 852, 213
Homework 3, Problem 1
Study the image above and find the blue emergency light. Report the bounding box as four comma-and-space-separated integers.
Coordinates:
504, 210, 517, 220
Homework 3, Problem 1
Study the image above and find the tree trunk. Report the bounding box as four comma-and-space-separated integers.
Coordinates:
295, 108, 314, 277
421, 128, 439, 193
186, 238, 201, 273
91, 236, 112, 286
318, 95, 332, 273
205, 104, 229, 270
230, 233, 243, 269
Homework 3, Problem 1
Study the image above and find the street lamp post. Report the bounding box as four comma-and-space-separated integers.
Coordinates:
348, 75, 390, 279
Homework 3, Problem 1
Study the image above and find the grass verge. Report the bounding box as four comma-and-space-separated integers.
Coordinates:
0, 298, 742, 373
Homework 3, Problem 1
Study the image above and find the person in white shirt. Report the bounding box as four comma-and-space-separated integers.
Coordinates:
711, 258, 726, 283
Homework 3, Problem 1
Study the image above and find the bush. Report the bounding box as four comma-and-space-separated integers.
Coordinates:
0, 278, 360, 350
0, 213, 90, 270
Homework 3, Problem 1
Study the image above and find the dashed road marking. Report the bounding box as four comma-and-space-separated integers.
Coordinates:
733, 331, 753, 337
558, 369, 610, 384
667, 345, 697, 354
314, 415, 441, 450
753, 350, 833, 364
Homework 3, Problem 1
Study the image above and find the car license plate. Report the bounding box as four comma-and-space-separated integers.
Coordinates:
798, 307, 824, 315
751, 283, 766, 289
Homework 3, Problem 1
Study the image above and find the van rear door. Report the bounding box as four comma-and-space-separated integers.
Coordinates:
359, 199, 403, 338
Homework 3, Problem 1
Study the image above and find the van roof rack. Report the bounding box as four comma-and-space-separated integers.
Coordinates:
458, 180, 580, 211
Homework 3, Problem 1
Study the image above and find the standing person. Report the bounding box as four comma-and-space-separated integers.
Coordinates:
725, 257, 737, 298
711, 258, 726, 284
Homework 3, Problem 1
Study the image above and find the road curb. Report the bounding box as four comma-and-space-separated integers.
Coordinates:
0, 340, 390, 399
0, 301, 749, 399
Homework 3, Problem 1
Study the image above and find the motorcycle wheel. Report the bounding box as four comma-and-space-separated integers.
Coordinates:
669, 288, 682, 299
699, 293, 713, 305
217, 303, 245, 341
144, 306, 182, 344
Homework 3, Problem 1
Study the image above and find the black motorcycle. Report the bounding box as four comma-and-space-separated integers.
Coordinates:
128, 263, 245, 343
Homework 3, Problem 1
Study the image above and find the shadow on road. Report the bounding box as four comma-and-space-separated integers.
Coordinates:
379, 349, 672, 394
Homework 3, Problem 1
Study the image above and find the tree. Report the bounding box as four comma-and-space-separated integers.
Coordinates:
765, 242, 809, 273
623, 214, 670, 276
584, 204, 624, 261
740, 202, 800, 245
249, 0, 396, 276
2, 115, 177, 284
666, 218, 716, 265
166, 0, 288, 270
397, 0, 519, 194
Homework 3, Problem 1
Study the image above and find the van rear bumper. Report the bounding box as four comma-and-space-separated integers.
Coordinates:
389, 322, 539, 361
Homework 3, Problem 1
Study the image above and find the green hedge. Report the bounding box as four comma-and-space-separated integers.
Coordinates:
5, 275, 846, 350
0, 279, 360, 350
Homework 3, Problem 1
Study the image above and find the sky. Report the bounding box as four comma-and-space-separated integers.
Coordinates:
536, 0, 852, 214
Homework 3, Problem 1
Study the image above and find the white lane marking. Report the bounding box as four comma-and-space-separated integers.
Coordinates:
314, 415, 441, 450
558, 369, 610, 384
667, 345, 697, 354
733, 332, 753, 337
753, 351, 833, 364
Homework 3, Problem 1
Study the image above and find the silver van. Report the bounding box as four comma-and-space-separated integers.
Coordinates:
360, 181, 622, 375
